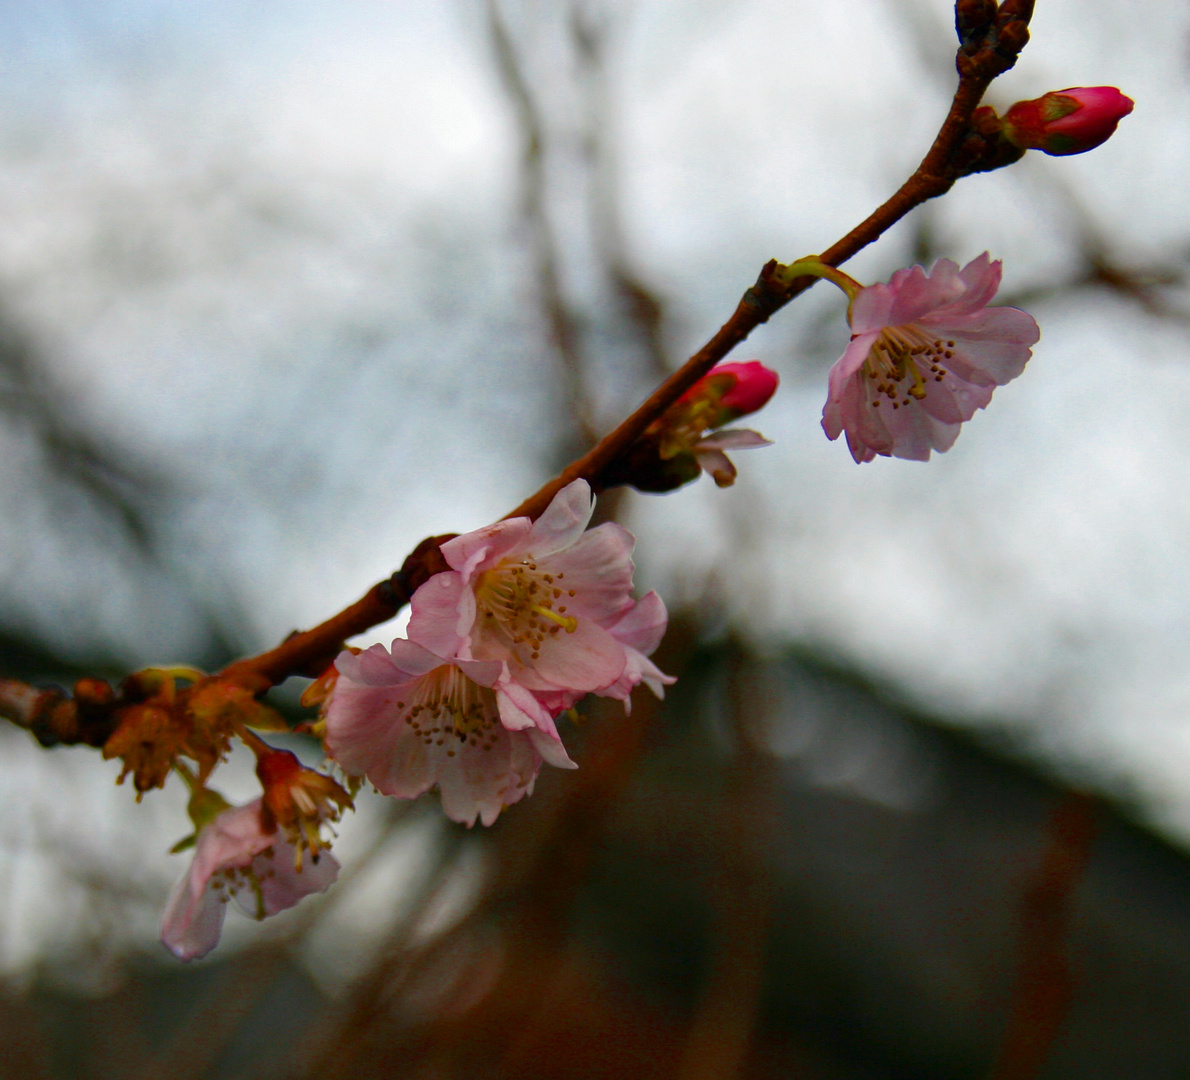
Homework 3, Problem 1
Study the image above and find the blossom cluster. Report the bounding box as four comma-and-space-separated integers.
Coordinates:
149, 82, 1132, 962
160, 480, 676, 960
324, 479, 674, 827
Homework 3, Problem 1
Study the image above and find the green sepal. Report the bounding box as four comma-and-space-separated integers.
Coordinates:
187, 784, 233, 833
169, 833, 198, 855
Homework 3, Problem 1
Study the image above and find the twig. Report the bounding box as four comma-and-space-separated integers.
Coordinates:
486, 0, 600, 447
987, 789, 1097, 1080
674, 639, 776, 1080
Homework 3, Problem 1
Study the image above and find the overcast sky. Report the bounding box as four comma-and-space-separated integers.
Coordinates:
1, 0, 1188, 970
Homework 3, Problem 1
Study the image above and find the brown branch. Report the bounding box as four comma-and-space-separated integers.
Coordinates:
0, 676, 114, 747
218, 533, 453, 689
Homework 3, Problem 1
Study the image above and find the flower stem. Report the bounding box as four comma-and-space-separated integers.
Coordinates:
774, 258, 864, 301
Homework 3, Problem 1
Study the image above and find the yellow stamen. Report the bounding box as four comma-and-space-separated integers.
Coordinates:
907, 359, 927, 400
532, 605, 578, 633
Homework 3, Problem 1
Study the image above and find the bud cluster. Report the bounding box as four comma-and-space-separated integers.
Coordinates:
599, 360, 779, 492
974, 86, 1134, 159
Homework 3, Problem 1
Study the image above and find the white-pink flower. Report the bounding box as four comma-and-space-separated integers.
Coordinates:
161, 799, 339, 961
324, 640, 575, 828
533, 590, 676, 715
408, 480, 636, 696
821, 254, 1039, 463
598, 590, 677, 706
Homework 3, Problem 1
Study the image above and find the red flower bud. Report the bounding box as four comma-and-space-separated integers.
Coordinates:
713, 360, 780, 419
674, 360, 779, 429
601, 360, 779, 493
1002, 86, 1133, 156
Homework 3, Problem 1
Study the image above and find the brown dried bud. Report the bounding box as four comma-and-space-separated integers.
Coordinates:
256, 748, 353, 862
995, 18, 1030, 61
955, 0, 998, 48
100, 670, 276, 797
996, 0, 1035, 21
73, 677, 114, 710
103, 704, 190, 797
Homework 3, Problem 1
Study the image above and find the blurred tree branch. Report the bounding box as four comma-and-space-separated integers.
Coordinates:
988, 791, 1097, 1080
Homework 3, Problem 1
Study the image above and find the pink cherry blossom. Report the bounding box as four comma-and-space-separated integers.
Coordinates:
408, 480, 636, 696
161, 799, 339, 961
324, 640, 575, 828
531, 590, 676, 716
821, 253, 1039, 463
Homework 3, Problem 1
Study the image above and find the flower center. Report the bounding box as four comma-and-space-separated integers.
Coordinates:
403, 665, 503, 754
212, 853, 273, 919
474, 558, 578, 663
862, 324, 956, 410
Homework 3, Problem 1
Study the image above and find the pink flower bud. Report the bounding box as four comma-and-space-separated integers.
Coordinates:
1002, 87, 1133, 156
603, 361, 779, 492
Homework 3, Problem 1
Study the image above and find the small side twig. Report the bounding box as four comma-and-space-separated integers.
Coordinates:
988, 789, 1098, 1080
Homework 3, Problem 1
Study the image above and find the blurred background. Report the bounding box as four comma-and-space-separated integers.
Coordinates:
2, 1, 1190, 1076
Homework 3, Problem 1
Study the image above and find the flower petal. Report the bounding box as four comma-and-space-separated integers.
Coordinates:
161, 876, 227, 962
440, 518, 532, 582
407, 572, 474, 657
884, 260, 965, 325
695, 428, 772, 451
538, 522, 636, 622
436, 725, 544, 827
252, 845, 339, 917
495, 678, 553, 732
848, 283, 896, 334
602, 591, 670, 656
693, 447, 737, 487
523, 480, 596, 557
507, 616, 627, 693
932, 312, 1040, 385
526, 727, 578, 770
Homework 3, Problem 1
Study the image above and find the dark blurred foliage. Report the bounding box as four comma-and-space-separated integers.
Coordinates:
5, 628, 1190, 1079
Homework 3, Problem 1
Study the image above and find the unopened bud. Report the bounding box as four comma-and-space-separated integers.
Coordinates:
954, 0, 997, 48
673, 360, 779, 431
711, 361, 780, 422
1002, 87, 1133, 156
600, 361, 779, 494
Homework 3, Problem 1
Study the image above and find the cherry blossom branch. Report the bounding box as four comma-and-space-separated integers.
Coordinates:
231, 2, 1036, 686
0, 0, 1039, 743
0, 676, 114, 747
